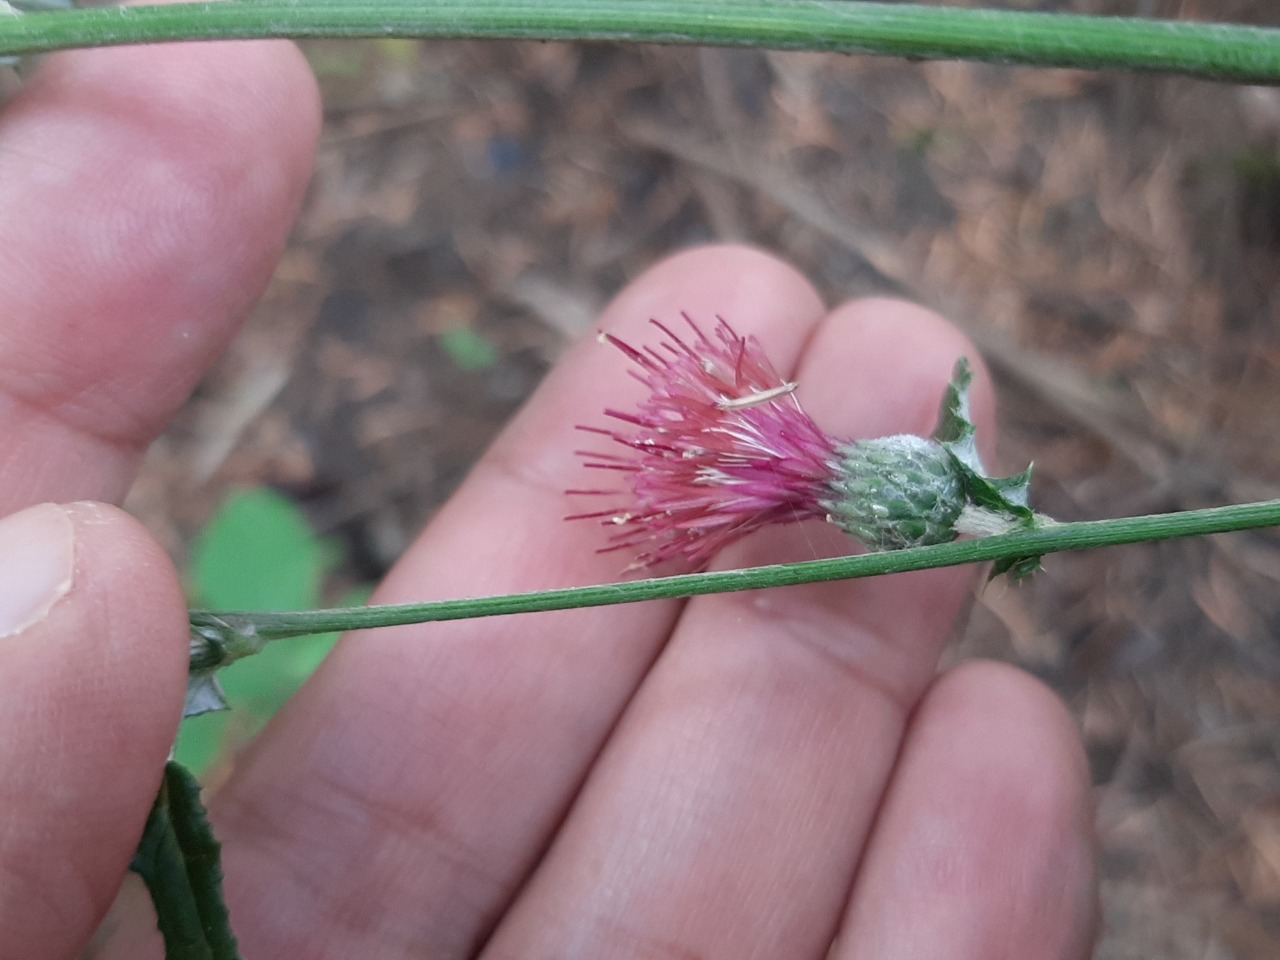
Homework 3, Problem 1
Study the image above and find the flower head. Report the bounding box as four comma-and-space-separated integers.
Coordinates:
569, 314, 1042, 576
568, 315, 841, 569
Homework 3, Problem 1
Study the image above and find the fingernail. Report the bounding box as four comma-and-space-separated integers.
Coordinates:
0, 503, 75, 639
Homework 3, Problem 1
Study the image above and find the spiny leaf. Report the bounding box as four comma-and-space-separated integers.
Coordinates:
931, 357, 981, 471
947, 454, 1036, 523
988, 465, 1034, 509
130, 762, 240, 960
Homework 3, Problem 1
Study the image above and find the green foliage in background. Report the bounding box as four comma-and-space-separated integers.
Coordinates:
178, 488, 352, 776
439, 326, 499, 371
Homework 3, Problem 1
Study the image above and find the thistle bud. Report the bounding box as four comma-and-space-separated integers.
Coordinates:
822, 434, 967, 550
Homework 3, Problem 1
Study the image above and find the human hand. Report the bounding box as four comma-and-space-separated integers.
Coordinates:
0, 36, 1096, 960
0, 31, 319, 960
178, 251, 1097, 960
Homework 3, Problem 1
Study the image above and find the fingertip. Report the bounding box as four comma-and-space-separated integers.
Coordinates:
838, 659, 1097, 960
596, 243, 826, 350
918, 660, 1095, 846
63, 500, 191, 715
0, 502, 187, 957
23, 33, 322, 282
799, 297, 996, 457
34, 27, 323, 161
922, 660, 1097, 951
0, 33, 320, 453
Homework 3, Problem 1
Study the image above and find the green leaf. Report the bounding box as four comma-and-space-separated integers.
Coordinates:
930, 359, 1036, 524
189, 487, 328, 613
130, 762, 241, 960
946, 453, 1036, 524
180, 488, 342, 773
174, 711, 227, 782
931, 357, 982, 472
439, 326, 498, 371
928, 359, 1043, 579
988, 465, 1034, 509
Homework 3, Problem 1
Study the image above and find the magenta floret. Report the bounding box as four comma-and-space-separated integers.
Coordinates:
568, 315, 840, 570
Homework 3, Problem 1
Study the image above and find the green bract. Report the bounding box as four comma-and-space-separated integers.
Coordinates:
824, 360, 1047, 580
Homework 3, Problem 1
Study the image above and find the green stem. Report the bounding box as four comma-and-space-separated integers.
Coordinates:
190, 497, 1280, 656
3, 1, 1280, 84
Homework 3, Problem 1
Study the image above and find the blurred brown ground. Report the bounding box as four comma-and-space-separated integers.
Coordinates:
118, 2, 1280, 956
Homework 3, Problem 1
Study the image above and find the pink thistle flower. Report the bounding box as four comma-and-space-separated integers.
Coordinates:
567, 314, 843, 570
570, 315, 1042, 577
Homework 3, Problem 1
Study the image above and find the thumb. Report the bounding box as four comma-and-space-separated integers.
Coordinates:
0, 502, 187, 959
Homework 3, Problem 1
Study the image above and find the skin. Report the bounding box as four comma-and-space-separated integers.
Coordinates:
0, 32, 1098, 960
